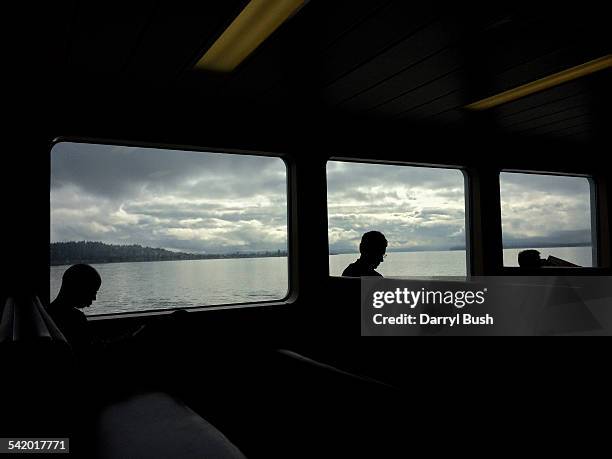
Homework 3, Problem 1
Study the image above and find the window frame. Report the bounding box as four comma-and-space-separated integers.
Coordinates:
325, 157, 472, 277
50, 136, 297, 319
498, 168, 599, 270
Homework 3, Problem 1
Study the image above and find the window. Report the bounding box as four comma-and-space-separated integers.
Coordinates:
327, 160, 467, 276
500, 172, 595, 267
50, 142, 288, 315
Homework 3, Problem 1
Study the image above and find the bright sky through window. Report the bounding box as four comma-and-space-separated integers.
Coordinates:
50, 142, 289, 314
500, 172, 594, 267
327, 161, 467, 276
51, 143, 288, 254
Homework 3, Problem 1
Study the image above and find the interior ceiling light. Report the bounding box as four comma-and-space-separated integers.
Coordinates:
195, 0, 307, 73
465, 55, 611, 110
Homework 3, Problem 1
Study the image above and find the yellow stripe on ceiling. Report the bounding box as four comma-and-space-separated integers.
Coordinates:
195, 0, 306, 73
465, 55, 611, 110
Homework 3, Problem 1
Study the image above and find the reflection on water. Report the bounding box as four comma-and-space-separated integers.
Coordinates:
50, 246, 591, 315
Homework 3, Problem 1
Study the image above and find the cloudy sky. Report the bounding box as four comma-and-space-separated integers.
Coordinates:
499, 172, 593, 248
51, 143, 288, 254
51, 143, 593, 254
327, 161, 466, 252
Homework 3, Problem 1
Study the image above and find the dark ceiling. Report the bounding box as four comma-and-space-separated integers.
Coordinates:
40, 1, 610, 144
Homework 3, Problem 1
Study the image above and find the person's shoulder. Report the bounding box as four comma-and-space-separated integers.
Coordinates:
73, 308, 88, 322
48, 302, 68, 320
342, 261, 382, 277
61, 306, 88, 325
360, 267, 382, 277
342, 262, 359, 277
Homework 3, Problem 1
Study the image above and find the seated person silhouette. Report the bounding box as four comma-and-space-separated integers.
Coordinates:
518, 249, 579, 268
48, 264, 102, 354
518, 249, 544, 268
342, 231, 387, 277
48, 264, 150, 356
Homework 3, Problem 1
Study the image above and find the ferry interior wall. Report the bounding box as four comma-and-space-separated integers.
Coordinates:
3, 2, 611, 458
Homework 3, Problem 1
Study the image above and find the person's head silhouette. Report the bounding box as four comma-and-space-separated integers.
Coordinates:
56, 264, 101, 309
518, 250, 543, 268
359, 231, 388, 268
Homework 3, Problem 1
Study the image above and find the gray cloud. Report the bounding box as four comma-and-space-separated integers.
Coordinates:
50, 144, 594, 255
327, 162, 593, 253
500, 172, 592, 246
327, 161, 466, 252
51, 143, 286, 200
51, 142, 287, 253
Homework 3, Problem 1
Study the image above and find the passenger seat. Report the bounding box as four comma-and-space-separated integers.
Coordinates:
0, 296, 246, 459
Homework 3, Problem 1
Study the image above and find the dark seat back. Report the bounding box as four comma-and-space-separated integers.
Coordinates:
0, 295, 69, 345
1, 295, 75, 438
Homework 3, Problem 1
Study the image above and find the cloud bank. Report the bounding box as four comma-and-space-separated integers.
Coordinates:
51, 143, 593, 254
51, 143, 287, 253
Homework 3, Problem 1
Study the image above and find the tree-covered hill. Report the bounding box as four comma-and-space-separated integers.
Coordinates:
50, 241, 286, 266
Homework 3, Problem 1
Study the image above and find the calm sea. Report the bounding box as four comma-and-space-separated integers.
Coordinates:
50, 246, 592, 315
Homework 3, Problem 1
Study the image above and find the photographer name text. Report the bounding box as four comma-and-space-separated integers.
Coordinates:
373, 313, 493, 326
371, 287, 493, 327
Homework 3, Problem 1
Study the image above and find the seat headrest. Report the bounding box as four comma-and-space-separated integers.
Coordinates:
0, 296, 68, 344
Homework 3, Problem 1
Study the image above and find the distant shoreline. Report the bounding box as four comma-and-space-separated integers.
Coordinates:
50, 254, 287, 267
329, 244, 591, 256
50, 241, 287, 266
51, 241, 589, 266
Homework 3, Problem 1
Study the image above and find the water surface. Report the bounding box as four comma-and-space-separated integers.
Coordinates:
50, 246, 592, 315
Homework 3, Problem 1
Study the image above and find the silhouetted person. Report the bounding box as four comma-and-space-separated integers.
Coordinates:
342, 231, 387, 277
48, 264, 101, 355
518, 249, 544, 268
518, 249, 580, 268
